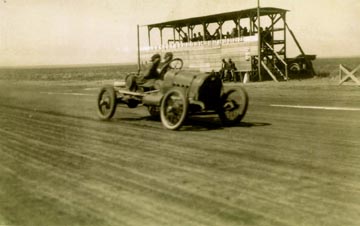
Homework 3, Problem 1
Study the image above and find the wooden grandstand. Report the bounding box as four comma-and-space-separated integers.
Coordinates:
138, 7, 316, 81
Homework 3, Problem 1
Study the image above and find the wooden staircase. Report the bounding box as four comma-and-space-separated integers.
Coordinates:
259, 42, 288, 82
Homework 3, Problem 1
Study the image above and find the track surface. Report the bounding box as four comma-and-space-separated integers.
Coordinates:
0, 80, 359, 226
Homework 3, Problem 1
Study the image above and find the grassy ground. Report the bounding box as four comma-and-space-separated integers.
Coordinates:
0, 64, 138, 81
313, 56, 360, 78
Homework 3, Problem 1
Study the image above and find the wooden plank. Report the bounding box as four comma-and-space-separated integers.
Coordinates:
140, 41, 256, 72
261, 61, 279, 82
339, 64, 360, 86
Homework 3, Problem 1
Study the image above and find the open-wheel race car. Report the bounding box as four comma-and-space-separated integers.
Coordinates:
97, 57, 249, 130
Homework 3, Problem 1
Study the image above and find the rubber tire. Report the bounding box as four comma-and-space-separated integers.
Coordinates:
289, 63, 301, 75
97, 86, 117, 120
218, 87, 249, 126
160, 88, 188, 130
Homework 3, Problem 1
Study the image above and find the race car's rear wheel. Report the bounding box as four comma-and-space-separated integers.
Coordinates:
97, 86, 116, 120
218, 87, 248, 126
160, 88, 188, 130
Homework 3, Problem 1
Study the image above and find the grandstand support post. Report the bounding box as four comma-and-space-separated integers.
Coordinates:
137, 24, 140, 73
147, 27, 151, 46
237, 18, 241, 37
187, 25, 190, 42
283, 13, 287, 60
173, 28, 176, 43
219, 22, 223, 40
160, 27, 163, 45
257, 0, 262, 81
201, 23, 205, 41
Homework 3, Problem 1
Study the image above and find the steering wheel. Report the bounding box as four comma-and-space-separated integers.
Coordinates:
159, 58, 183, 79
168, 58, 183, 70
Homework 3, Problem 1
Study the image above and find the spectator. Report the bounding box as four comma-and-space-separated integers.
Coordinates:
198, 32, 203, 41
226, 31, 231, 39
228, 58, 237, 81
259, 26, 264, 35
220, 59, 230, 81
231, 27, 238, 38
263, 27, 272, 43
191, 33, 198, 42
241, 27, 249, 36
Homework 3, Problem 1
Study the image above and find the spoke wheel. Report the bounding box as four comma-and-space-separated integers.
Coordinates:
218, 87, 249, 126
97, 86, 116, 120
160, 88, 188, 130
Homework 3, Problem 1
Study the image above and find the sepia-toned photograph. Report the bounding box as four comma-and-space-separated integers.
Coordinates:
0, 0, 359, 225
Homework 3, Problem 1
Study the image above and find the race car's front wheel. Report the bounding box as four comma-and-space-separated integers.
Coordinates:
160, 88, 188, 130
218, 87, 248, 126
97, 86, 117, 120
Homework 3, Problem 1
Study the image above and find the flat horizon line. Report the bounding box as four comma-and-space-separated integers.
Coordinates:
1, 55, 359, 69
0, 62, 138, 69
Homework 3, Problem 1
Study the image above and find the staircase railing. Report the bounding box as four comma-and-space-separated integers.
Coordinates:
261, 61, 278, 82
264, 42, 288, 80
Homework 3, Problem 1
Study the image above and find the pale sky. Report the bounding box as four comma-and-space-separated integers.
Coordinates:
0, 0, 359, 66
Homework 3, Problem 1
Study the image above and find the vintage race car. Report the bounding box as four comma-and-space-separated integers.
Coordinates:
97, 58, 249, 130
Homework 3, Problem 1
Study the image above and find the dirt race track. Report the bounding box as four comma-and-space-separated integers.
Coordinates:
0, 79, 359, 226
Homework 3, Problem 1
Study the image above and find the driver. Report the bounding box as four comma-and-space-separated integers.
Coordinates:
140, 53, 162, 85
158, 52, 174, 79
126, 52, 174, 91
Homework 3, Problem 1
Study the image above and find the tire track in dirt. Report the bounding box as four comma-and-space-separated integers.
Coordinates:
0, 132, 214, 226
3, 104, 359, 199
3, 103, 360, 182
3, 102, 360, 191
0, 102, 360, 226
0, 109, 292, 224
1, 133, 279, 226
1, 80, 360, 226
3, 102, 359, 163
